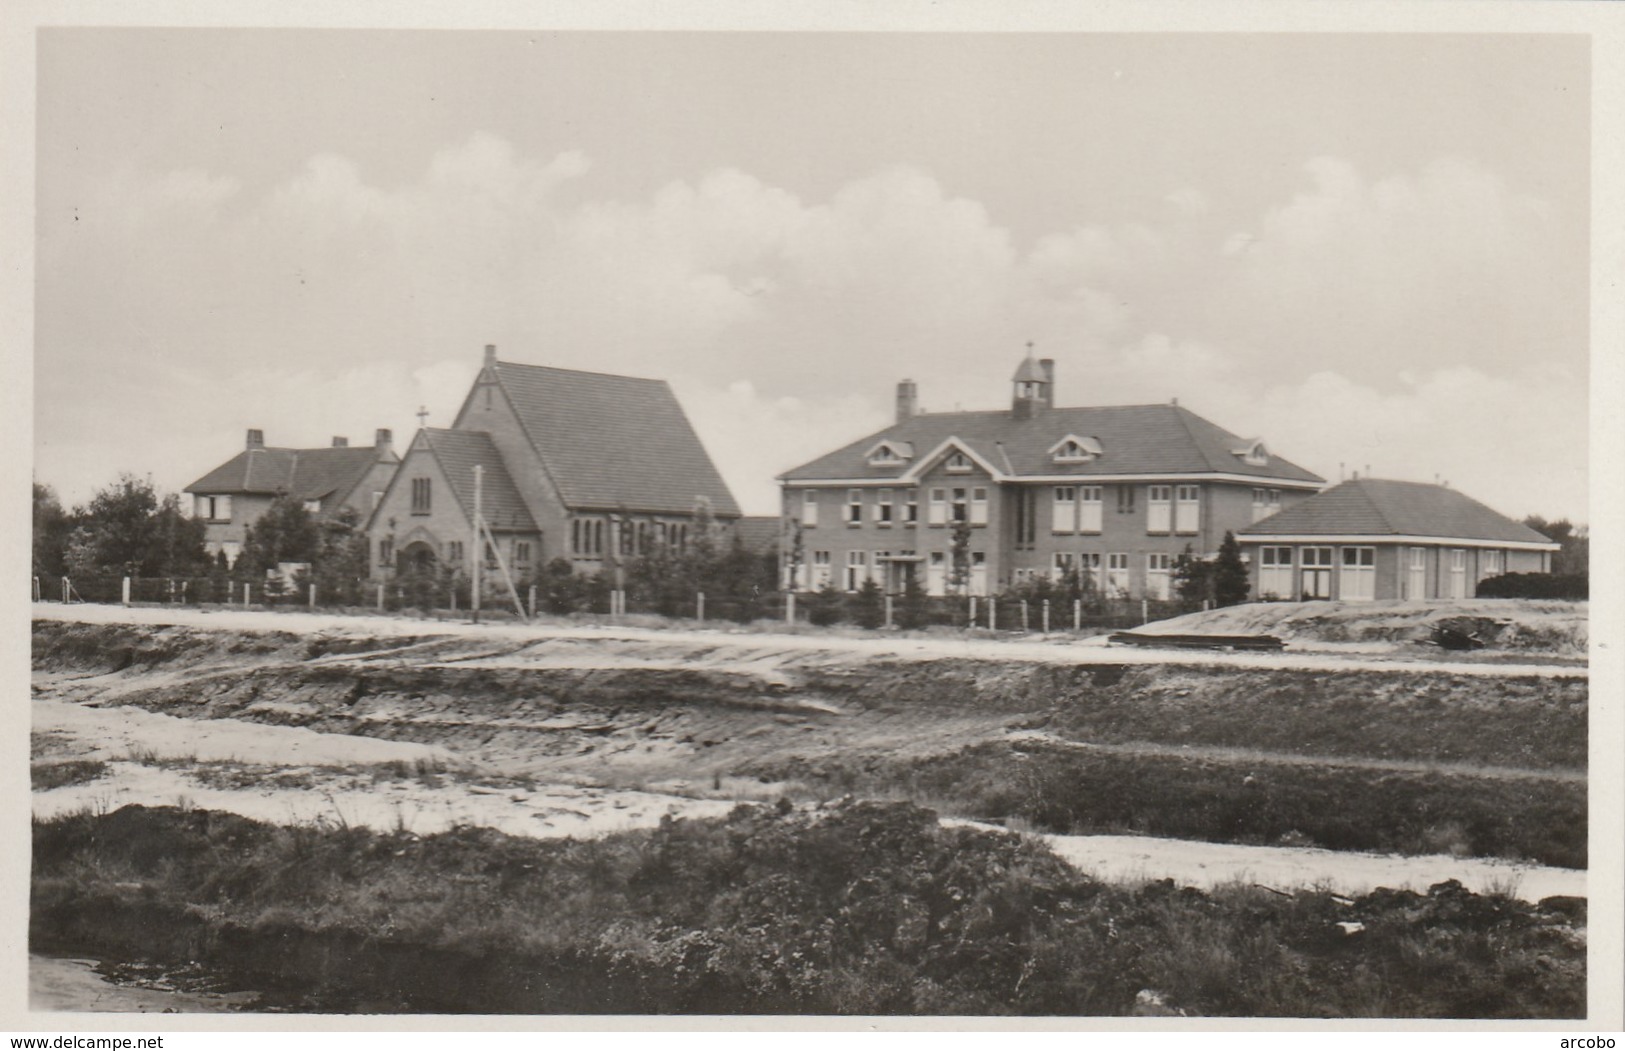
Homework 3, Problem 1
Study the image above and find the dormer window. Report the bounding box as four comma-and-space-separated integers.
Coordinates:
865, 440, 914, 467
945, 452, 973, 474
1232, 439, 1270, 467
1049, 434, 1104, 464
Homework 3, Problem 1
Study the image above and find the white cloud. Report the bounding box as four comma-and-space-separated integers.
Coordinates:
35, 137, 1588, 522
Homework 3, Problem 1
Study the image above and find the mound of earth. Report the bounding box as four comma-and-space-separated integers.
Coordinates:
1146, 599, 1585, 657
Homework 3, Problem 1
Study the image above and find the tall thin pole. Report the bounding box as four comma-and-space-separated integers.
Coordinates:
471, 465, 483, 624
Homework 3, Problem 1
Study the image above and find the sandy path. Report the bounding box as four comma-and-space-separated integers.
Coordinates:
1033, 830, 1585, 903
29, 956, 257, 1013
33, 603, 1587, 679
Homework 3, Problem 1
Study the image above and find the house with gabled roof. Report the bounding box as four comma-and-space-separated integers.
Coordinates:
367, 345, 740, 582
1236, 477, 1558, 601
778, 352, 1326, 599
185, 429, 400, 566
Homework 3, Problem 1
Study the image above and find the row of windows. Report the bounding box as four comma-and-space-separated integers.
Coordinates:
797, 549, 1176, 599
800, 484, 1213, 535
570, 517, 691, 558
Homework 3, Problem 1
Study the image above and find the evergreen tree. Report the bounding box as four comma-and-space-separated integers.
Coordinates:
949, 522, 973, 595
1213, 531, 1250, 607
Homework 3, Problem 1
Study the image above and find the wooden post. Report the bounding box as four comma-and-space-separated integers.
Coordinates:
884, 593, 894, 630
989, 599, 997, 632
309, 582, 317, 608
450, 586, 457, 612
181, 580, 189, 605
1042, 599, 1050, 633
1020, 600, 1028, 632
242, 582, 251, 606
1141, 598, 1149, 624
968, 595, 976, 626
121, 576, 131, 606
471, 465, 483, 625
167, 579, 175, 604
1074, 598, 1082, 631
62, 577, 70, 604
528, 585, 538, 619
32, 577, 40, 603
696, 591, 705, 623
785, 591, 796, 625
377, 582, 385, 611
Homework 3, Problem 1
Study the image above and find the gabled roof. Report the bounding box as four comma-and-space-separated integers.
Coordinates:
779, 403, 1325, 484
185, 445, 394, 504
1238, 478, 1555, 546
420, 429, 537, 533
1012, 355, 1048, 383
490, 361, 741, 517
733, 516, 781, 557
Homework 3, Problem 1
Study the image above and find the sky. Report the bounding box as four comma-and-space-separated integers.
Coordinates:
32, 29, 1592, 521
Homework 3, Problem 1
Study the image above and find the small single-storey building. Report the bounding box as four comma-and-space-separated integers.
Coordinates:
1236, 478, 1557, 602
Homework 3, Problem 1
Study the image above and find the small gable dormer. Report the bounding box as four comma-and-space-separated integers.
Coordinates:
865, 439, 915, 467
1049, 434, 1104, 464
1232, 439, 1270, 467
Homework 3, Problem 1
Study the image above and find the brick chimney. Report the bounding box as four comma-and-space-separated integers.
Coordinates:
331, 436, 349, 448
246, 429, 265, 450
895, 379, 918, 423
375, 428, 393, 454
484, 343, 497, 366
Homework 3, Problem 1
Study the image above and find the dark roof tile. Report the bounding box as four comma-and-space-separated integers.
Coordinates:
1238, 479, 1555, 545
422, 429, 537, 533
186, 445, 394, 505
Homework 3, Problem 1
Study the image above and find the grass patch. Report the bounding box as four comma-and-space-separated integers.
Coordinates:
31, 759, 109, 791
31, 802, 1582, 1017
758, 742, 1586, 869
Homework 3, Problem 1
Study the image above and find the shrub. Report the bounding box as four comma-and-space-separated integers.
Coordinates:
850, 579, 886, 629
1475, 573, 1587, 600
805, 582, 845, 626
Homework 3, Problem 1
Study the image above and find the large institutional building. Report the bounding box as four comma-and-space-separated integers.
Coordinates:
777, 353, 1327, 599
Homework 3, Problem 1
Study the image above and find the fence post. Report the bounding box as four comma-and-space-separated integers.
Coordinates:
243, 582, 251, 606
33, 576, 41, 603
377, 583, 385, 611
785, 591, 796, 625
309, 582, 317, 608
528, 585, 538, 619
1074, 598, 1081, 631
181, 580, 189, 605
1202, 598, 1211, 612
121, 577, 131, 606
62, 577, 70, 604
167, 579, 175, 604
884, 594, 894, 630
1020, 600, 1029, 632
696, 591, 705, 623
968, 595, 976, 626
989, 600, 997, 632
1141, 598, 1149, 624
1042, 599, 1050, 633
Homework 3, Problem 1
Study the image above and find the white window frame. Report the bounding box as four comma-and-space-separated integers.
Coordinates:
1052, 486, 1077, 534
1258, 546, 1294, 599
1449, 548, 1468, 599
1480, 549, 1504, 581
1106, 553, 1130, 597
846, 489, 863, 526
969, 487, 989, 527
801, 490, 819, 528
874, 488, 894, 526
1147, 485, 1172, 534
845, 550, 868, 592
1078, 486, 1103, 534
1146, 553, 1173, 600
928, 488, 948, 526
945, 452, 973, 474
1300, 546, 1334, 600
969, 551, 988, 596
904, 490, 918, 525
1175, 485, 1201, 535
1339, 546, 1376, 602
1053, 551, 1076, 581
951, 487, 969, 524
811, 550, 832, 590
927, 551, 947, 596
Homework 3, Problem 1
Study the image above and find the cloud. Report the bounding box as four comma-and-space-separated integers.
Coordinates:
35, 136, 1587, 521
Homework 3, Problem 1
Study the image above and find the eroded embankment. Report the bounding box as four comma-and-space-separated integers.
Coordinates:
30, 803, 1587, 1017
31, 618, 1587, 866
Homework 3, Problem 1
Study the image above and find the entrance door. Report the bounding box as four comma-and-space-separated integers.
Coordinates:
1300, 546, 1333, 599
1405, 546, 1428, 600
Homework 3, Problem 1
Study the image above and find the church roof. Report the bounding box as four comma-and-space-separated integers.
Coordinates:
420, 429, 537, 533
1239, 478, 1555, 545
185, 445, 393, 504
492, 360, 741, 517
779, 403, 1324, 484
1011, 355, 1048, 383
